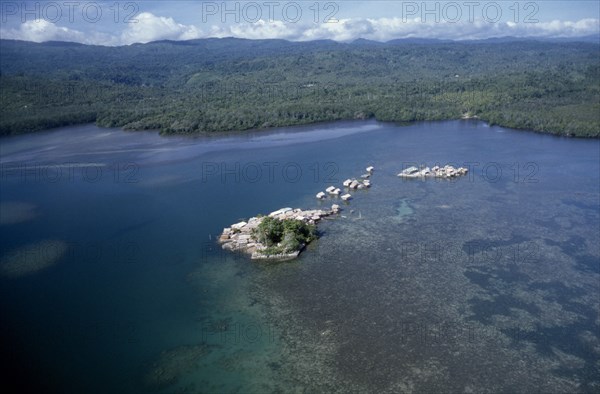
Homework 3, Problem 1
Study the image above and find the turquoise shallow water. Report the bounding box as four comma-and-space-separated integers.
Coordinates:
0, 120, 598, 393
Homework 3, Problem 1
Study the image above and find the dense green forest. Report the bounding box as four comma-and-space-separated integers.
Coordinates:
0, 37, 598, 137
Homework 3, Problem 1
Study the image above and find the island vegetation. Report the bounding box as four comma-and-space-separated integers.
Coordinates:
219, 207, 331, 261
0, 37, 598, 137
254, 216, 317, 256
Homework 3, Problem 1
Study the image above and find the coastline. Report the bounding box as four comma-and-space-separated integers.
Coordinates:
2, 116, 597, 142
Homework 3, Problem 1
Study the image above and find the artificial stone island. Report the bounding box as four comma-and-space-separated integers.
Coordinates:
219, 163, 468, 262
219, 166, 376, 261
219, 207, 337, 261
398, 164, 469, 178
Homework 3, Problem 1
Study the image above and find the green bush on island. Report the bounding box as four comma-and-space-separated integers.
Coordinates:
254, 217, 317, 255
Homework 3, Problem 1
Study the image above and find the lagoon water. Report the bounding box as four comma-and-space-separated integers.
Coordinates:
0, 120, 598, 393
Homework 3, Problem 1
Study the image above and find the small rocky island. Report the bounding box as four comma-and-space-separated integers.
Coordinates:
219, 207, 338, 261
218, 163, 472, 262
219, 165, 375, 262
398, 164, 468, 178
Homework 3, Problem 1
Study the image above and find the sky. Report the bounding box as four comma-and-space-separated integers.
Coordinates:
0, 1, 598, 45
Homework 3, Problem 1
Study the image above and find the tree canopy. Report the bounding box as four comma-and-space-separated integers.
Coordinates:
1, 38, 598, 137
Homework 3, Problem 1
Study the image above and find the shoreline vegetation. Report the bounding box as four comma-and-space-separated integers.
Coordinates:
1, 38, 598, 138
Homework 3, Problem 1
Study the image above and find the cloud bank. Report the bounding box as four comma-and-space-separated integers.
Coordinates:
1, 13, 598, 46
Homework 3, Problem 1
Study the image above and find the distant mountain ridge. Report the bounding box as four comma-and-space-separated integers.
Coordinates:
2, 33, 598, 48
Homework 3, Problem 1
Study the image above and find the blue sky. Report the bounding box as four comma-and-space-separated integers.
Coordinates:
1, 1, 598, 45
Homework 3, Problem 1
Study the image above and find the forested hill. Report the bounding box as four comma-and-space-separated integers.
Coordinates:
1, 37, 598, 137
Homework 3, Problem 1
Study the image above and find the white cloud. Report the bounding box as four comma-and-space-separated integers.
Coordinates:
505, 18, 600, 38
0, 19, 118, 45
225, 20, 302, 40
119, 12, 203, 44
1, 14, 598, 46
289, 17, 600, 42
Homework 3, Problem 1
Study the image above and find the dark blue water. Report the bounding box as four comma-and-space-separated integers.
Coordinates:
0, 121, 598, 393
